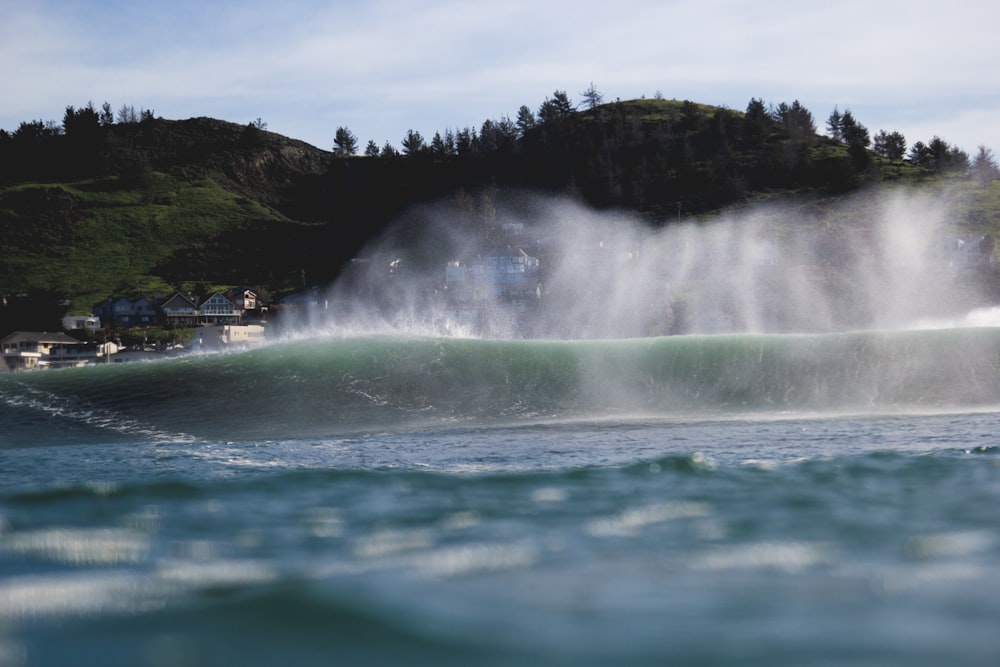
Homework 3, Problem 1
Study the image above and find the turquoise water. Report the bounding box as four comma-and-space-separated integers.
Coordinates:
2, 333, 1000, 665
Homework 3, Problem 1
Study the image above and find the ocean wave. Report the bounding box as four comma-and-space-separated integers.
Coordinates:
3, 329, 1000, 446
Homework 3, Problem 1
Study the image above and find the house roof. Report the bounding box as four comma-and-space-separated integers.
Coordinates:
2, 331, 82, 345
161, 292, 198, 308
199, 293, 239, 312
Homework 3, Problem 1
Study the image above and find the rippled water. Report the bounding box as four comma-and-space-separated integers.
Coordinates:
2, 411, 999, 666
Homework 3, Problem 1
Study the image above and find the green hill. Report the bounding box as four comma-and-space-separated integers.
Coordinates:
2, 97, 999, 326
1, 117, 333, 312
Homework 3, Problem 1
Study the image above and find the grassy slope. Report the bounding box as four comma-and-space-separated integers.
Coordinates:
0, 173, 285, 312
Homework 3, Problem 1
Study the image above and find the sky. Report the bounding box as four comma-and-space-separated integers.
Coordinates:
3, 0, 999, 156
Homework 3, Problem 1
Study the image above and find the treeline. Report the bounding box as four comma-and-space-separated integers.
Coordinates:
0, 102, 162, 182
324, 90, 999, 224
4, 92, 1000, 242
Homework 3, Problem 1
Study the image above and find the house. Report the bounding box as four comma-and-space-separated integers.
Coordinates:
947, 236, 996, 269
1, 331, 100, 372
92, 297, 120, 327
193, 324, 265, 350
132, 297, 158, 326
159, 293, 199, 326
91, 289, 266, 330
62, 314, 101, 332
93, 296, 158, 328
225, 288, 261, 314
444, 253, 542, 306
198, 292, 241, 324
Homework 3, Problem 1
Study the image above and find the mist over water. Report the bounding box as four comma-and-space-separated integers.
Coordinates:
285, 187, 994, 339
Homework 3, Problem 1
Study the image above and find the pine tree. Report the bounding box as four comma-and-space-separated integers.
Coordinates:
826, 107, 843, 142
971, 145, 1000, 185
581, 82, 604, 110
333, 126, 358, 156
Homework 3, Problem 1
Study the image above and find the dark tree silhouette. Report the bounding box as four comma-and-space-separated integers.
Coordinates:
401, 129, 426, 155
826, 107, 843, 142
873, 130, 907, 162
333, 126, 358, 156
581, 82, 604, 110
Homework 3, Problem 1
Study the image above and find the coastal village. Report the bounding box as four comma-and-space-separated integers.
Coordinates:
1, 287, 268, 372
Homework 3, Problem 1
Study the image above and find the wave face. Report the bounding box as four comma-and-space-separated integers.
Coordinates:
3, 328, 1000, 447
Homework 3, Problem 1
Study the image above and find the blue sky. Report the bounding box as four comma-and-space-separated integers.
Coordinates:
3, 0, 998, 155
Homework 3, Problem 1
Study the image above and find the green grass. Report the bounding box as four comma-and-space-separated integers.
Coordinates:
0, 172, 286, 313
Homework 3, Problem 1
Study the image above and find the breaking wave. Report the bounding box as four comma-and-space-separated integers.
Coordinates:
3, 328, 1000, 447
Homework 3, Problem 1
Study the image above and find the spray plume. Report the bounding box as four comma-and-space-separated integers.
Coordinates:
279, 187, 996, 339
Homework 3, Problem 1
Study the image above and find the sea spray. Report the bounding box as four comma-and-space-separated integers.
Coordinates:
287, 187, 990, 339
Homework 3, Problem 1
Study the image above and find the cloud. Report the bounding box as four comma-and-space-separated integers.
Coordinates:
2, 0, 998, 153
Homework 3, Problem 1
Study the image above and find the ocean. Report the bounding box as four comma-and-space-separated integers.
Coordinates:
2, 331, 999, 666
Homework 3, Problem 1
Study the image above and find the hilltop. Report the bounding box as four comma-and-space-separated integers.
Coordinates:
2, 96, 999, 327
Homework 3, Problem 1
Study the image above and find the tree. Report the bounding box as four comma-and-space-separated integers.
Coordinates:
537, 99, 559, 125
826, 107, 843, 142
476, 117, 516, 154
581, 82, 604, 110
380, 140, 399, 158
12, 119, 58, 142
117, 104, 139, 124
364, 139, 380, 157
250, 117, 268, 130
62, 102, 100, 138
839, 110, 871, 168
401, 129, 426, 155
773, 100, 815, 140
430, 131, 446, 156
970, 145, 1000, 185
495, 115, 518, 148
61, 102, 103, 176
550, 90, 575, 116
479, 119, 498, 153
515, 105, 536, 137
100, 101, 114, 126
8, 120, 60, 179
743, 98, 772, 144
872, 130, 907, 162
927, 136, 969, 173
333, 126, 358, 156
455, 127, 475, 155
840, 110, 869, 150
908, 141, 931, 167
908, 136, 968, 172
538, 90, 574, 124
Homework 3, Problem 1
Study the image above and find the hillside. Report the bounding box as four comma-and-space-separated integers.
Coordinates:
2, 97, 999, 326
1, 117, 335, 312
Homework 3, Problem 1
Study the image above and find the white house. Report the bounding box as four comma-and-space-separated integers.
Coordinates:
62, 314, 101, 332
198, 292, 242, 324
1, 331, 100, 371
193, 324, 266, 350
